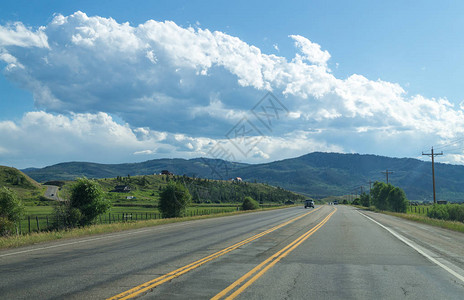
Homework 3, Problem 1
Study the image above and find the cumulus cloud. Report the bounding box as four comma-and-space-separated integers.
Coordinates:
0, 22, 49, 48
0, 11, 463, 167
290, 35, 331, 68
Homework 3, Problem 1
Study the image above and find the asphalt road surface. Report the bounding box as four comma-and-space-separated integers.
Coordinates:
43, 185, 60, 201
1, 205, 464, 299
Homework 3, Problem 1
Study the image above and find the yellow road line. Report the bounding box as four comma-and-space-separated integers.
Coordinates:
212, 208, 337, 300
108, 207, 322, 300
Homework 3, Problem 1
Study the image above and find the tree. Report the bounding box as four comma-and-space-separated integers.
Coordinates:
371, 181, 408, 212
360, 192, 370, 207
0, 187, 24, 235
55, 177, 110, 227
159, 182, 192, 218
387, 187, 408, 213
241, 196, 260, 211
371, 181, 390, 211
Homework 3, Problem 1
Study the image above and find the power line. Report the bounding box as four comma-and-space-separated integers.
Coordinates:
433, 137, 464, 151
381, 169, 393, 184
422, 147, 443, 204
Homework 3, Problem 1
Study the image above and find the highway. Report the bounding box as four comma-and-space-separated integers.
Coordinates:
1, 205, 463, 299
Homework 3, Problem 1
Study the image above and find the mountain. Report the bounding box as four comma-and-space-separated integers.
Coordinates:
232, 152, 453, 201
21, 152, 464, 202
22, 158, 249, 182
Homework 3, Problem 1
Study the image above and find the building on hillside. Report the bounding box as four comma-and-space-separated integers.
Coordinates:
160, 170, 173, 175
112, 185, 131, 193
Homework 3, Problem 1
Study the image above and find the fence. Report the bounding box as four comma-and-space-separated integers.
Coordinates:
408, 205, 429, 215
16, 207, 238, 234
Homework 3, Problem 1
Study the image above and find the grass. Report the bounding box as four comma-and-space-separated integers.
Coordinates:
352, 205, 464, 233
0, 204, 297, 249
384, 211, 464, 233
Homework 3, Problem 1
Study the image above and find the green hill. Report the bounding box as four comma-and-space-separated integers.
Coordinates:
23, 158, 249, 182
57, 174, 305, 206
22, 152, 464, 202
0, 166, 44, 201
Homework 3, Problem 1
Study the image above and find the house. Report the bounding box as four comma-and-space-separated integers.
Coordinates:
160, 170, 173, 175
112, 185, 131, 193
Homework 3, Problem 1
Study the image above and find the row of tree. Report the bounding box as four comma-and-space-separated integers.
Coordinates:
356, 181, 408, 213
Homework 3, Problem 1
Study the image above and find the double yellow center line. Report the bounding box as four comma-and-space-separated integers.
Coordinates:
212, 207, 337, 299
108, 207, 322, 300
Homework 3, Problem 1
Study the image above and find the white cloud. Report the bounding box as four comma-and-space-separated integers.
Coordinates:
0, 12, 463, 167
0, 22, 49, 48
290, 35, 331, 68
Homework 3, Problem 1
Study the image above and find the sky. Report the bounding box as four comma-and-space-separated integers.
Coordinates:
1, 0, 464, 169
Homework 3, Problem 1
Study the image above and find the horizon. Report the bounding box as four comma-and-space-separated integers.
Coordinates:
1, 1, 463, 169
11, 151, 459, 171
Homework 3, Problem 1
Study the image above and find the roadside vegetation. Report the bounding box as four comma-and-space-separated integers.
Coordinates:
241, 196, 260, 211
344, 180, 464, 232
158, 181, 191, 218
350, 181, 408, 213
0, 187, 24, 236
53, 177, 111, 228
0, 166, 304, 243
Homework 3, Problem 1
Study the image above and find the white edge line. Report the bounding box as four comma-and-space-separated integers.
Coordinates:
358, 210, 464, 284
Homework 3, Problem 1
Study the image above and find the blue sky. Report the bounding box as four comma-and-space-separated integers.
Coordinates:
1, 0, 464, 168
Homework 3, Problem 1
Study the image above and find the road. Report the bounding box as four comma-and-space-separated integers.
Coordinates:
43, 185, 61, 201
1, 205, 463, 299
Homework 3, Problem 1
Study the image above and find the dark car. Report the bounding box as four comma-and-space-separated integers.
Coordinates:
304, 200, 315, 208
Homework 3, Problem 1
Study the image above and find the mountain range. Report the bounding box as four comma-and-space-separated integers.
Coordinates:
21, 152, 464, 202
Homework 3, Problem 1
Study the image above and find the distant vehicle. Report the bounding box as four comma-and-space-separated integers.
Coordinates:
333, 200, 338, 205
304, 200, 315, 208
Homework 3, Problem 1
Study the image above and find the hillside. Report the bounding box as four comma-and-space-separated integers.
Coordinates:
56, 174, 305, 205
22, 152, 464, 202
24, 158, 249, 182
0, 166, 44, 201
232, 152, 454, 201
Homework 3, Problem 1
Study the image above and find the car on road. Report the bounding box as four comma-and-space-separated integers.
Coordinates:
304, 200, 315, 208
333, 200, 338, 205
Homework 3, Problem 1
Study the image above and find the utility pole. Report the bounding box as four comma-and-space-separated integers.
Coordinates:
381, 169, 393, 184
422, 147, 443, 204
368, 180, 372, 202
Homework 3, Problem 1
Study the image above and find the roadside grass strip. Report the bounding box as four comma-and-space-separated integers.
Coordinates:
212, 208, 337, 300
108, 207, 322, 300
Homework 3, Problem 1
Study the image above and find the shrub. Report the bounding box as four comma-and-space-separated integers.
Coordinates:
53, 177, 110, 228
427, 204, 450, 220
159, 182, 192, 218
360, 193, 370, 207
428, 204, 464, 222
242, 196, 260, 211
448, 204, 464, 222
0, 187, 24, 235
